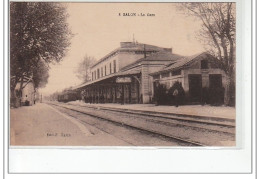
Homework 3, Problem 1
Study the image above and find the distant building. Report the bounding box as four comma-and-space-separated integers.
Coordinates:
14, 77, 36, 106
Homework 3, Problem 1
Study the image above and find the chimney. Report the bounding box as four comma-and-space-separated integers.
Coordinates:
120, 42, 135, 48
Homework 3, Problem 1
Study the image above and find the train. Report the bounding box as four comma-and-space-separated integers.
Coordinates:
57, 90, 81, 103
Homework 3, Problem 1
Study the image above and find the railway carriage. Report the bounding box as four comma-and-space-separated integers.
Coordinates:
57, 90, 80, 103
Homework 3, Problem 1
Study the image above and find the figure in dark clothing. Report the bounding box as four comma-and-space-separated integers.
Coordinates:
201, 87, 209, 105
120, 93, 124, 105
168, 81, 185, 106
154, 82, 160, 106
173, 89, 179, 107
154, 83, 167, 105
100, 94, 104, 103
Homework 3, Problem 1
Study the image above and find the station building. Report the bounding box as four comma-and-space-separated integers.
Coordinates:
75, 42, 227, 104
75, 41, 182, 104
150, 52, 228, 103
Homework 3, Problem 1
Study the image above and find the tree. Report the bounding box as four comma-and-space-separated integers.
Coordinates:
32, 59, 49, 89
75, 55, 96, 83
10, 2, 71, 107
178, 3, 235, 106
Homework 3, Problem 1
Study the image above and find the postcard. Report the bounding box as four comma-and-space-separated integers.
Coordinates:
5, 0, 254, 175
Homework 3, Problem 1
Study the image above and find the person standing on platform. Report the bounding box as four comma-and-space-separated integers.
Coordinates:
154, 81, 160, 106
173, 88, 179, 107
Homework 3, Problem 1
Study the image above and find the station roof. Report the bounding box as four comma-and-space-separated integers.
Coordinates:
91, 42, 172, 68
72, 51, 183, 90
71, 69, 141, 90
121, 51, 183, 71
150, 52, 216, 75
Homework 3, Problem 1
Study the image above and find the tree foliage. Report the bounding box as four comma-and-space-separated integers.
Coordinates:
32, 60, 49, 89
10, 2, 71, 106
178, 3, 236, 105
75, 55, 96, 83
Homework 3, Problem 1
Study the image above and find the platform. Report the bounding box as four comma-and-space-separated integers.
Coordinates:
67, 100, 236, 120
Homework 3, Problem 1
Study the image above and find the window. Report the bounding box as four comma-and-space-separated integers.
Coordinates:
153, 75, 160, 80
201, 60, 208, 69
161, 72, 170, 78
105, 66, 107, 76
94, 71, 96, 80
97, 69, 100, 79
113, 60, 116, 73
92, 72, 93, 80
110, 63, 112, 74
101, 67, 103, 77
171, 70, 181, 76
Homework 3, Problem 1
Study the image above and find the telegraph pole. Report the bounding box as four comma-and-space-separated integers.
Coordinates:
144, 44, 146, 58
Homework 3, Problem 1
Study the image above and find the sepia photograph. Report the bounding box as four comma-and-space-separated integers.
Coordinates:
10, 2, 236, 147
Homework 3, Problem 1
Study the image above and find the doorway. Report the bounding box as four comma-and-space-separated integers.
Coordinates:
209, 74, 222, 89
188, 74, 202, 102
209, 74, 224, 105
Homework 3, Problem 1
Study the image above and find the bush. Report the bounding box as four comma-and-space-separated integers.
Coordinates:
154, 81, 185, 105
154, 83, 168, 105
25, 100, 30, 106
168, 81, 185, 105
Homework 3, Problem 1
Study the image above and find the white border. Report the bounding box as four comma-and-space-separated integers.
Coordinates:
3, 0, 256, 177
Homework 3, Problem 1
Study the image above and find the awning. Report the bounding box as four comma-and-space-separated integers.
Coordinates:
72, 70, 141, 90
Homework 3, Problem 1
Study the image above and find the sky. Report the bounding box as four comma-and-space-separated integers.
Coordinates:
39, 3, 205, 96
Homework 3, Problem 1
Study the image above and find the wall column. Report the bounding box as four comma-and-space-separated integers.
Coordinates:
141, 65, 150, 103
201, 70, 209, 88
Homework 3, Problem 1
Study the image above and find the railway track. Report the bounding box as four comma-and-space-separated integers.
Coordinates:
71, 104, 235, 127
48, 102, 235, 146
66, 103, 235, 135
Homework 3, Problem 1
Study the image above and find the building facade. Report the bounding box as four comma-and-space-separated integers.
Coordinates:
74, 42, 227, 105
14, 81, 35, 106
75, 41, 180, 104
89, 42, 172, 81
150, 52, 227, 104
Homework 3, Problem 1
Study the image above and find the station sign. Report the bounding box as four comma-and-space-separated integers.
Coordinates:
116, 77, 132, 83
